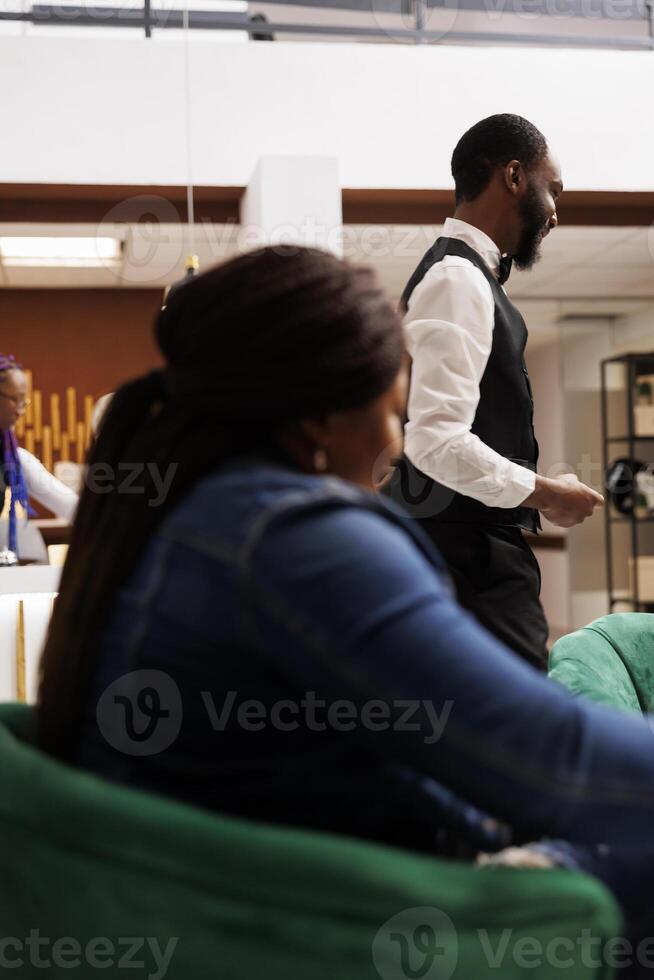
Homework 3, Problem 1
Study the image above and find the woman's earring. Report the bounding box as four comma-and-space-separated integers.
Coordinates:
313, 448, 328, 473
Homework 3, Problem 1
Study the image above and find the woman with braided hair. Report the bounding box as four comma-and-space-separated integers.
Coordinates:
0, 354, 77, 560
34, 248, 654, 954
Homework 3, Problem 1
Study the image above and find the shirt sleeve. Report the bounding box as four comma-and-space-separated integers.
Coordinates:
403, 258, 535, 508
18, 448, 78, 522
249, 501, 654, 847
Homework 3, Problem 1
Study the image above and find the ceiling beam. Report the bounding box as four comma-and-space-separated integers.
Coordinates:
0, 184, 244, 224
341, 189, 654, 226
2, 184, 654, 227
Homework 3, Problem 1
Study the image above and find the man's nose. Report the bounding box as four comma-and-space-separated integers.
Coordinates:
549, 211, 559, 230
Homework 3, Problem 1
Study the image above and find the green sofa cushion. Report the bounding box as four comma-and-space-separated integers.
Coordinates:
0, 703, 620, 979
549, 613, 654, 713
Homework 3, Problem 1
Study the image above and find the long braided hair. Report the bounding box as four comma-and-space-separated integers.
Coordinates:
38, 246, 405, 759
0, 354, 32, 556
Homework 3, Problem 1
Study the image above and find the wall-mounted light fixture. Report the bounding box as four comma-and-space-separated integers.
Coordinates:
0, 236, 123, 268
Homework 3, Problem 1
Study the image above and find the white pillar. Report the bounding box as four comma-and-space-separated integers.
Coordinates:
240, 155, 343, 256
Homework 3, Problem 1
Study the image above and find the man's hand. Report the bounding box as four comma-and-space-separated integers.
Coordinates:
523, 473, 604, 528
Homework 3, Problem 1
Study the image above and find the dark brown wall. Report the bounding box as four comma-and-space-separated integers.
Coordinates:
5, 183, 654, 227
0, 289, 163, 399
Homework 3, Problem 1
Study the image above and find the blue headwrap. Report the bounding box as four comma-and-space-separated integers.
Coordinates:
0, 354, 34, 556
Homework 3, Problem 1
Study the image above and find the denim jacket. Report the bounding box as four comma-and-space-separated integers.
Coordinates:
78, 460, 654, 856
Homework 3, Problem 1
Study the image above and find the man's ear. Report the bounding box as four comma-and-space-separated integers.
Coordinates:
503, 159, 524, 196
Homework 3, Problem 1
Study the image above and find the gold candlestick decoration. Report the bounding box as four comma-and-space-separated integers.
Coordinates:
33, 390, 43, 443
16, 601, 26, 703
42, 425, 53, 474
66, 386, 77, 441
16, 371, 97, 474
24, 370, 33, 426
51, 393, 61, 451
84, 395, 94, 448
76, 422, 85, 464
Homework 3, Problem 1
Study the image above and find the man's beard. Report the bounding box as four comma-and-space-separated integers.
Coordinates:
513, 184, 550, 271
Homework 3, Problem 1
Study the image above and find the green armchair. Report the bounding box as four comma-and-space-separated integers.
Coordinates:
0, 703, 619, 979
549, 613, 654, 714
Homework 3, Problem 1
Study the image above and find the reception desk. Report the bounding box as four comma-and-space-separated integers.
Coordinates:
0, 566, 62, 704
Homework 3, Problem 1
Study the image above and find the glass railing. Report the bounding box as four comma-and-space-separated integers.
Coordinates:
0, 0, 651, 46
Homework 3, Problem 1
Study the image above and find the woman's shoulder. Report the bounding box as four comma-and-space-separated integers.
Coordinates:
171, 459, 395, 528
166, 460, 445, 578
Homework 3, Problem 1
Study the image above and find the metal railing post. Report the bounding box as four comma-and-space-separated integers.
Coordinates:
414, 0, 426, 41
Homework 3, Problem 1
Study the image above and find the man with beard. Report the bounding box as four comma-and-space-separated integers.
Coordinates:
389, 114, 603, 668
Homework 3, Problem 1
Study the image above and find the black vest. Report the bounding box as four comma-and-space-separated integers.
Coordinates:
389, 237, 540, 533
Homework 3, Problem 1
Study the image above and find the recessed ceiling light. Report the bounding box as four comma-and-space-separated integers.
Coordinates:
0, 236, 123, 268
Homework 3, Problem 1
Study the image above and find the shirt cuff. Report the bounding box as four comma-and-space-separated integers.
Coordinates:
405, 436, 537, 511
500, 462, 536, 509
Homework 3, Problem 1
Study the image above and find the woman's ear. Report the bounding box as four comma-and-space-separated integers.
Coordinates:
299, 416, 332, 448
277, 416, 332, 475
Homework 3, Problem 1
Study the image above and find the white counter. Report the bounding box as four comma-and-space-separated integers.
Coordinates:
0, 566, 61, 596
0, 568, 61, 703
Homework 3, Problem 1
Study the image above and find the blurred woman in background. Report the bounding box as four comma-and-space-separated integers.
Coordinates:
0, 353, 77, 560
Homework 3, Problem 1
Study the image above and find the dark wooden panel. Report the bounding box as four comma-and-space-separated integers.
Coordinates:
4, 183, 654, 226
0, 184, 244, 224
524, 532, 567, 551
342, 188, 654, 226
342, 189, 456, 225
33, 520, 72, 546
0, 288, 163, 399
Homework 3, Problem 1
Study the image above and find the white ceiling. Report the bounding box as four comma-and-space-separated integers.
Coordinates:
343, 224, 654, 302
1, 222, 653, 342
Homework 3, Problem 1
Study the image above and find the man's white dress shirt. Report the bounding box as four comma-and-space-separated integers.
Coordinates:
403, 217, 536, 510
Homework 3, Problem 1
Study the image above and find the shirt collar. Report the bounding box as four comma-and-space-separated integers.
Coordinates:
442, 217, 502, 276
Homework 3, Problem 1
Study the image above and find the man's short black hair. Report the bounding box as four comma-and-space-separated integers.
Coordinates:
451, 114, 548, 205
